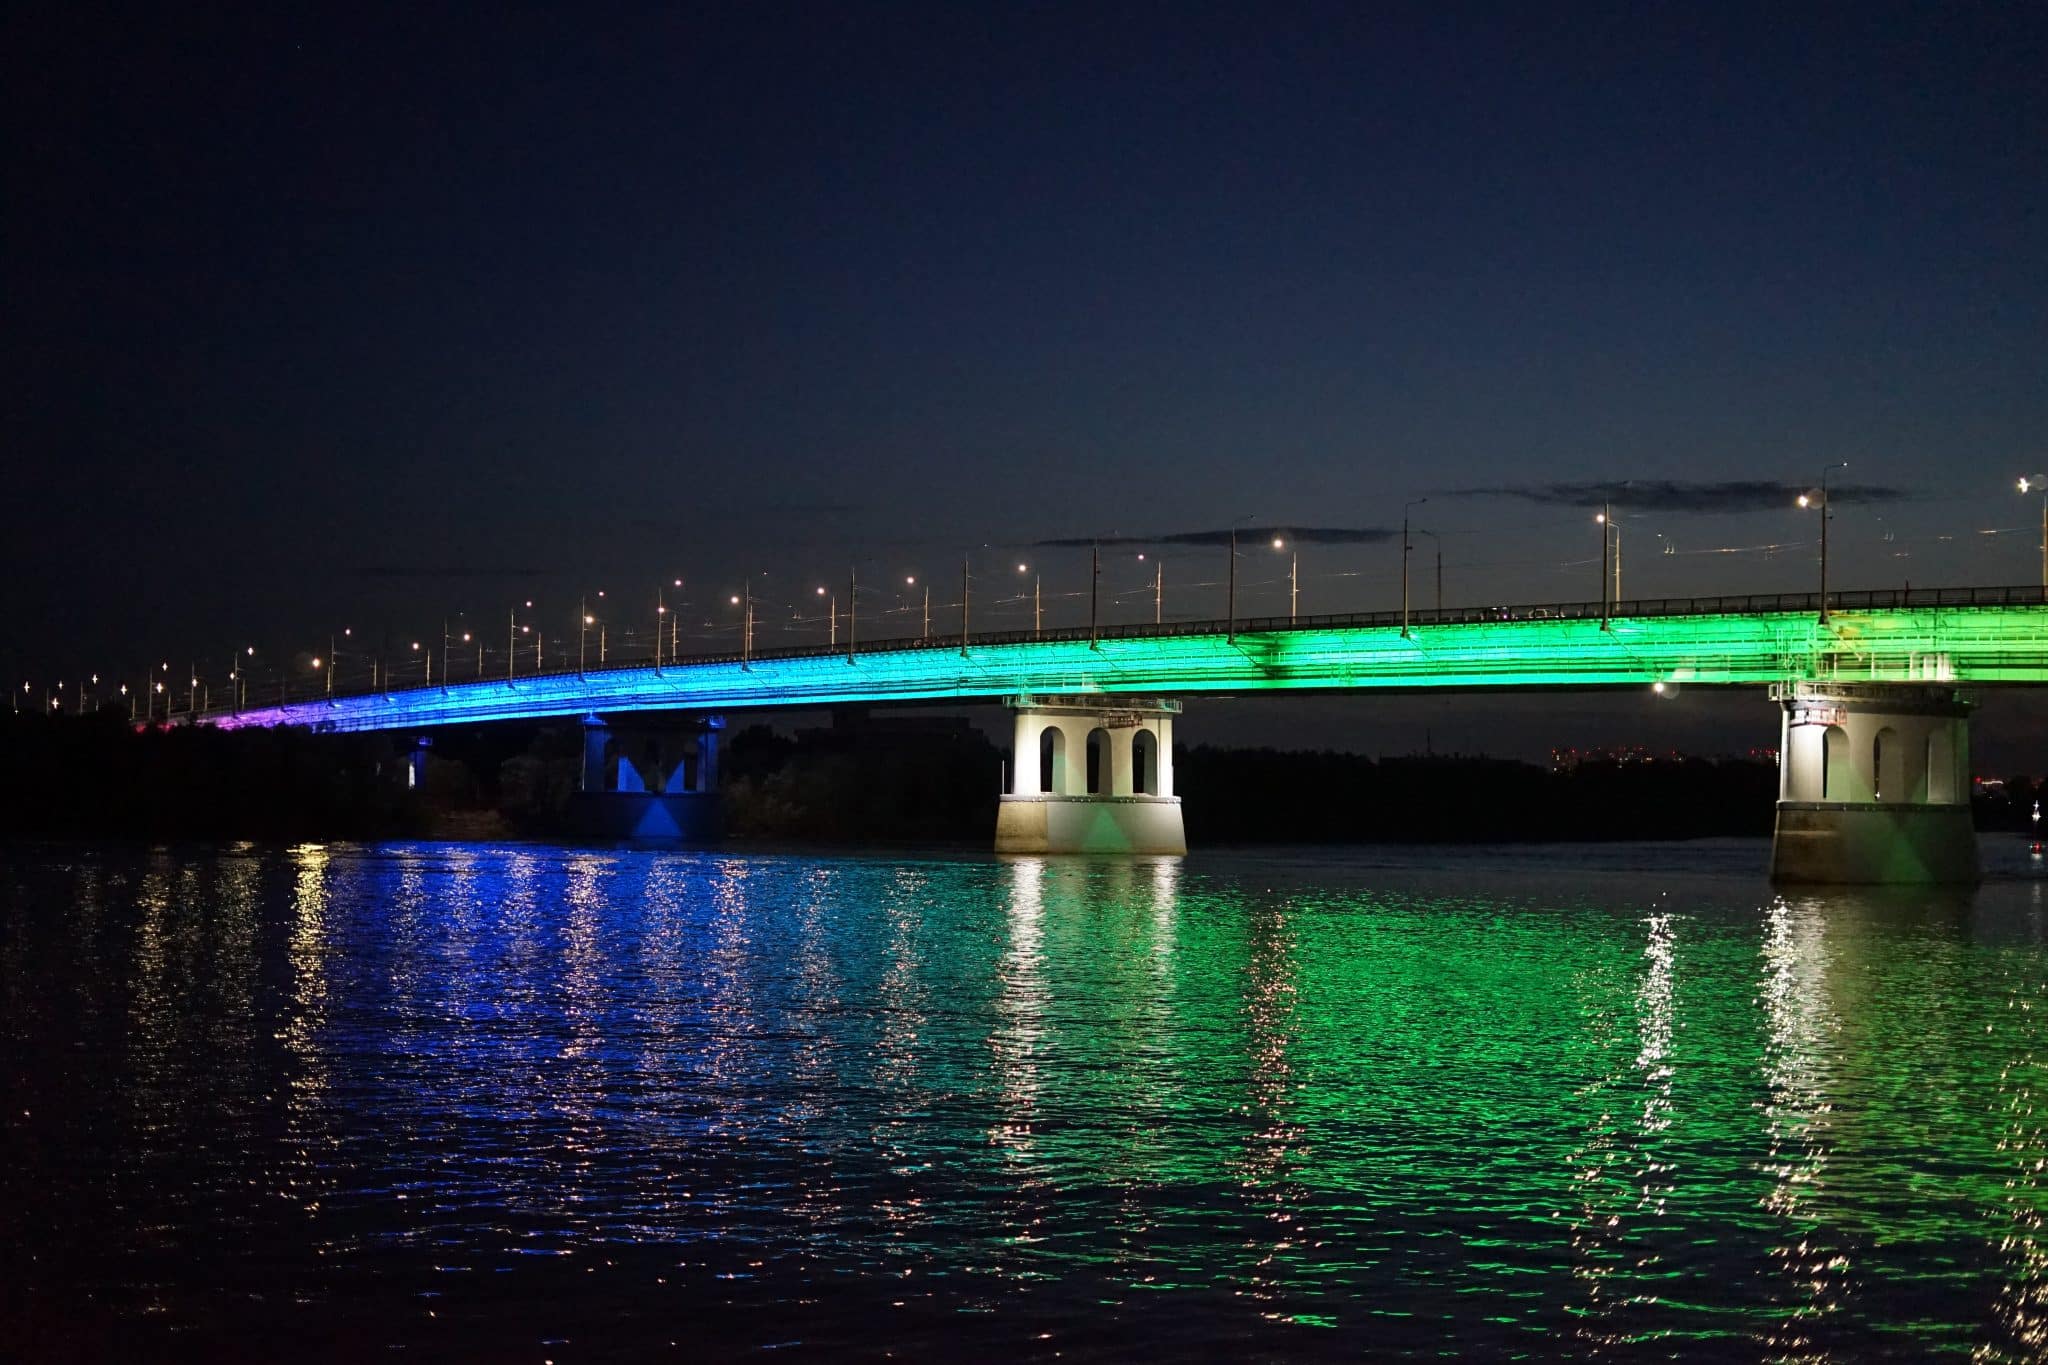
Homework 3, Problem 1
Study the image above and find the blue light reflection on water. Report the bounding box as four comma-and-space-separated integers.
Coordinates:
4, 839, 2048, 1360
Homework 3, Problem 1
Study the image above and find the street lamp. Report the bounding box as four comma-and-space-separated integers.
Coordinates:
729, 584, 755, 667
1274, 536, 1297, 622
1401, 498, 1428, 637
2020, 474, 2048, 594
816, 585, 837, 647
1013, 563, 1042, 636
1797, 461, 1850, 624
1595, 505, 1612, 628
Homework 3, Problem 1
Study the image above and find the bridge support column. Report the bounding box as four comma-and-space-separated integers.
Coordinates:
407, 736, 431, 791
568, 714, 725, 842
1769, 681, 1978, 884
996, 695, 1185, 855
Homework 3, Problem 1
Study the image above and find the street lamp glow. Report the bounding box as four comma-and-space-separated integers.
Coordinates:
730, 595, 741, 605
1272, 537, 1284, 549
905, 575, 916, 586
1796, 493, 1812, 508
816, 586, 827, 595
310, 657, 322, 669
2018, 473, 2048, 591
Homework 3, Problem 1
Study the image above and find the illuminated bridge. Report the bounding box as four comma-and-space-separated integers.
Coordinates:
200, 585, 2048, 882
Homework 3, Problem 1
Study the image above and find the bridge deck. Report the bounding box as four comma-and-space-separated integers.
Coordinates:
195, 587, 2048, 734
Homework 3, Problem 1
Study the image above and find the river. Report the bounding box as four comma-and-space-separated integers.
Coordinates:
4, 838, 2046, 1360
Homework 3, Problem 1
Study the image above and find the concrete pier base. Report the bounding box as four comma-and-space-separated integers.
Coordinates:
1771, 802, 1978, 884
567, 791, 724, 842
1768, 681, 1978, 885
996, 793, 1186, 854
997, 695, 1186, 855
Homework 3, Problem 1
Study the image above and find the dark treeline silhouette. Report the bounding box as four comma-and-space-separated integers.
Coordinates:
722, 715, 1001, 842
0, 710, 2032, 846
1177, 745, 1778, 842
0, 710, 424, 840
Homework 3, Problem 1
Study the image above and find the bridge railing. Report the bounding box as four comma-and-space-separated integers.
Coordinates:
189, 583, 2048, 718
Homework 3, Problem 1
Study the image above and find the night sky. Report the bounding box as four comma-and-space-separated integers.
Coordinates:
6, 3, 2045, 760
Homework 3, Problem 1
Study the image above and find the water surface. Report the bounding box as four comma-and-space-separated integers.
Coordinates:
4, 838, 2046, 1360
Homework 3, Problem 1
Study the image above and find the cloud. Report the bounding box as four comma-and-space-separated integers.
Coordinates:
1435, 479, 1911, 513
1034, 525, 1394, 548
348, 564, 549, 580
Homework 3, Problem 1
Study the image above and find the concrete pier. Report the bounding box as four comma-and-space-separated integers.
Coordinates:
568, 713, 724, 841
996, 695, 1186, 854
1769, 681, 1978, 884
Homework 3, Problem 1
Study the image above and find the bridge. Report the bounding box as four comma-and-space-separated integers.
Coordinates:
195, 585, 2048, 883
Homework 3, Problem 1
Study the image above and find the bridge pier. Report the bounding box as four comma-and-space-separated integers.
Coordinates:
1769, 681, 1978, 884
996, 695, 1186, 854
568, 713, 724, 841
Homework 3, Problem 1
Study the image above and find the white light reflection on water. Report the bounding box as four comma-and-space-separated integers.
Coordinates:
1235, 885, 1304, 1316
1984, 875, 2048, 1362
1566, 896, 1680, 1349
991, 857, 1047, 1165
1757, 894, 1851, 1360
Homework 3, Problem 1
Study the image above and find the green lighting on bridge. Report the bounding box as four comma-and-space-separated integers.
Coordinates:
203, 602, 2048, 734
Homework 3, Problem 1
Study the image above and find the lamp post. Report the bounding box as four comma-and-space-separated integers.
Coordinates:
1401, 498, 1427, 637
1797, 461, 1850, 624
730, 585, 755, 667
960, 553, 971, 658
579, 596, 592, 676
1596, 504, 1612, 628
847, 565, 858, 664
2020, 474, 2048, 594
1138, 552, 1162, 625
1017, 563, 1040, 636
816, 586, 836, 646
1275, 536, 1296, 622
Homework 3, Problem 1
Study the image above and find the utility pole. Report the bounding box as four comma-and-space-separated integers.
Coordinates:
1228, 526, 1238, 643
1153, 560, 1163, 625
1599, 502, 1612, 631
960, 553, 970, 657
847, 566, 857, 664
1090, 542, 1101, 647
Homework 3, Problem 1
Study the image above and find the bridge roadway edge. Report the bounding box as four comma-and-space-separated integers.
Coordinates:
197, 602, 2048, 736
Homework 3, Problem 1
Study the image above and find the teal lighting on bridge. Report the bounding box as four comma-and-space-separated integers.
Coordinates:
202, 601, 2048, 734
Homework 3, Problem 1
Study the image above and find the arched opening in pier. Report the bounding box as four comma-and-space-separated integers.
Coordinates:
1822, 725, 1853, 801
1131, 729, 1157, 795
1873, 726, 1903, 803
1039, 726, 1066, 794
1928, 727, 1957, 804
1085, 727, 1109, 795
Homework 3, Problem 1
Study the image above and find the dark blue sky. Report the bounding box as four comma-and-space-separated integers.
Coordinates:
6, 2, 2045, 756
